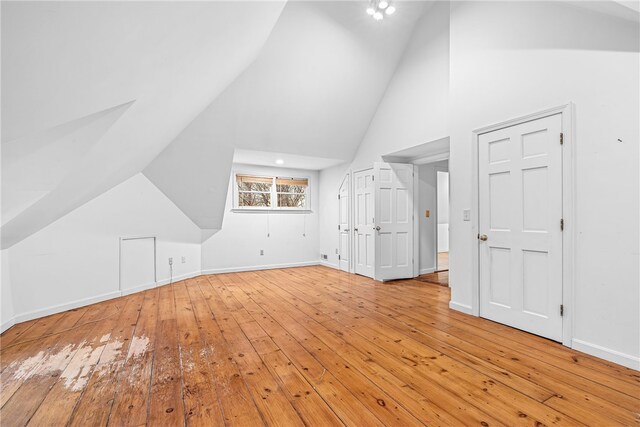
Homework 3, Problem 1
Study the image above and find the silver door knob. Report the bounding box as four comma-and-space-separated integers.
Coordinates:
354, 227, 359, 232
374, 226, 381, 231
479, 234, 488, 241
344, 228, 350, 232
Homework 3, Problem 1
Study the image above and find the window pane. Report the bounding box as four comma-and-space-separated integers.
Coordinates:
237, 175, 273, 192
276, 177, 308, 193
277, 193, 306, 208
239, 191, 271, 207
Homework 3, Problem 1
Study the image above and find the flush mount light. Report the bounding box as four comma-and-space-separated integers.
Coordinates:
366, 0, 396, 21
275, 159, 284, 165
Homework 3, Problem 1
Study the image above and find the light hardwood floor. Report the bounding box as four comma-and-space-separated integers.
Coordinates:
1, 266, 639, 426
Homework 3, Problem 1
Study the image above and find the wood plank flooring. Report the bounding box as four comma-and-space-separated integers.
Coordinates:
1, 266, 638, 426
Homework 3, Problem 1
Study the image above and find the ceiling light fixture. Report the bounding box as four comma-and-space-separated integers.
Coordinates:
366, 0, 396, 21
275, 159, 284, 165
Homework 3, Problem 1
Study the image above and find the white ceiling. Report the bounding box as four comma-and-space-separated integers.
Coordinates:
144, 0, 427, 230
1, 1, 286, 248
233, 149, 345, 171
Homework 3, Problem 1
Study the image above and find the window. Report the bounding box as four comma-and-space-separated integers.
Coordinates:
235, 174, 309, 210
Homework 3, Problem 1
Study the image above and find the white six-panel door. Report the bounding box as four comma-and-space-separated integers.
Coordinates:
354, 169, 375, 278
338, 173, 351, 272
374, 163, 414, 281
478, 113, 563, 341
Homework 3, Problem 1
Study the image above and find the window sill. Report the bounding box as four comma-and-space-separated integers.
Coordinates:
231, 208, 313, 214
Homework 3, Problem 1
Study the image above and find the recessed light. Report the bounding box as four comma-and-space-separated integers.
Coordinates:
379, 1, 389, 9
275, 159, 284, 165
385, 5, 396, 15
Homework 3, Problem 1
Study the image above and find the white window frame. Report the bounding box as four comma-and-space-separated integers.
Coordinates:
233, 172, 311, 212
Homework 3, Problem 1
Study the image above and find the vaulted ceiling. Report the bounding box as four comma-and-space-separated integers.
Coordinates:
1, 0, 427, 247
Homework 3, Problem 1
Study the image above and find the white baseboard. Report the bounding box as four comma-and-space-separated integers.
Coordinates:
449, 300, 473, 315
1, 317, 16, 334
13, 290, 122, 324
156, 270, 202, 287
420, 267, 436, 275
572, 338, 640, 371
319, 260, 340, 270
201, 261, 320, 275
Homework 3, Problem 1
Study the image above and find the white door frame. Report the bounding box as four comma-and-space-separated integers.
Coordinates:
470, 103, 575, 347
353, 167, 375, 278
434, 165, 449, 272
338, 172, 353, 273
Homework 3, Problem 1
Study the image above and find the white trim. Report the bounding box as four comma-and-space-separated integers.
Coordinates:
420, 267, 436, 275
233, 170, 312, 211
231, 209, 312, 214
470, 103, 576, 346
413, 165, 420, 277
412, 152, 450, 165
119, 235, 157, 294
449, 300, 473, 315
120, 281, 157, 297
201, 261, 320, 275
1, 317, 16, 334
320, 260, 340, 270
156, 270, 202, 286
13, 290, 122, 324
572, 339, 640, 371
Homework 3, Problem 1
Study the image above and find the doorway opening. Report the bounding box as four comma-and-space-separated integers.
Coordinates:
436, 169, 449, 272
415, 159, 449, 287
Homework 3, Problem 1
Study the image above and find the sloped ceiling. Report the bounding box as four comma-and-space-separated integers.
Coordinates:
1, 1, 286, 248
144, 0, 427, 231
2, 101, 133, 225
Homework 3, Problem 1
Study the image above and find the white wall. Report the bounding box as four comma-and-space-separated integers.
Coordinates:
318, 164, 350, 269
317, 1, 450, 269
418, 161, 448, 274
1, 250, 15, 332
201, 164, 320, 273
6, 173, 201, 323
349, 1, 450, 170
448, 1, 639, 368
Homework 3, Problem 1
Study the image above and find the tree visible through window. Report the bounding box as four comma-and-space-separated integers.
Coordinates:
235, 174, 309, 209
276, 177, 307, 208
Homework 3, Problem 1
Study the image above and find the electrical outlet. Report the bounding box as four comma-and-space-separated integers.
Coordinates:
181, 256, 186, 264
260, 249, 264, 256
168, 257, 173, 265
463, 209, 471, 221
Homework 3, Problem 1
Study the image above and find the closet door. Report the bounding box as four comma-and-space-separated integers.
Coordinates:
353, 169, 375, 278
374, 163, 414, 281
338, 173, 351, 272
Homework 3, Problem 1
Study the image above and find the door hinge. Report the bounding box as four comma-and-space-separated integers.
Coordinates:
338, 224, 341, 230
338, 194, 340, 200
560, 218, 564, 231
560, 132, 564, 145
372, 176, 375, 181
560, 304, 564, 316
338, 255, 341, 260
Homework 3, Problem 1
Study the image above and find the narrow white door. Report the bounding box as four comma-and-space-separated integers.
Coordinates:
120, 237, 156, 294
374, 163, 414, 281
338, 173, 351, 272
354, 169, 375, 278
478, 113, 563, 341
